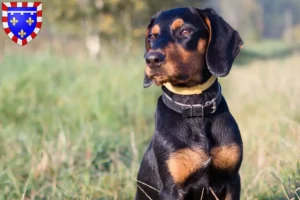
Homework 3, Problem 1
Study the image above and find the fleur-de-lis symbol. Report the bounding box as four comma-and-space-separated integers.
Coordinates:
10, 17, 18, 26
18, 29, 26, 38
26, 17, 34, 26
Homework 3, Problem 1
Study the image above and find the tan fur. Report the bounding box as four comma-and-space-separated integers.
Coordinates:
153, 75, 169, 86
152, 40, 207, 86
197, 38, 208, 54
163, 43, 180, 76
151, 24, 160, 35
225, 192, 232, 200
167, 148, 209, 184
145, 29, 150, 51
145, 23, 208, 86
210, 144, 241, 170
177, 44, 193, 62
145, 65, 151, 76
171, 19, 184, 30
204, 17, 212, 44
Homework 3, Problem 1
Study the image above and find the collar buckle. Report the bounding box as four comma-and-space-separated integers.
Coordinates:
211, 100, 217, 113
162, 83, 222, 118
205, 99, 217, 114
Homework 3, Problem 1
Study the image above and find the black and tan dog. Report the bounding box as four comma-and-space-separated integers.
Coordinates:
135, 7, 243, 200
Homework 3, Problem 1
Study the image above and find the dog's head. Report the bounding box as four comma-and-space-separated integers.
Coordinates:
143, 7, 243, 88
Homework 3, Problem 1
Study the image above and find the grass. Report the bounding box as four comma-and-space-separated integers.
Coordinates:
0, 51, 299, 199
235, 40, 300, 65
244, 39, 297, 54
224, 55, 300, 199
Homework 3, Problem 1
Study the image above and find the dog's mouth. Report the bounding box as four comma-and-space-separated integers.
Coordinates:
151, 75, 169, 86
148, 73, 192, 86
173, 74, 190, 82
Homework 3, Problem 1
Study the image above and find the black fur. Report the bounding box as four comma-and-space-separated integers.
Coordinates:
136, 7, 243, 200
199, 8, 243, 77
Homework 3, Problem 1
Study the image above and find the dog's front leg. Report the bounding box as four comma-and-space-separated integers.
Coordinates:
209, 112, 243, 200
152, 132, 184, 200
159, 187, 183, 200
156, 166, 184, 200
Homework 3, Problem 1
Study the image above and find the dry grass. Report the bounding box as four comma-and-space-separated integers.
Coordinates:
223, 54, 300, 199
0, 52, 299, 199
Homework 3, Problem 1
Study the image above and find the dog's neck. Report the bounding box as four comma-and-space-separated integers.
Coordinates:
162, 79, 219, 106
163, 75, 217, 95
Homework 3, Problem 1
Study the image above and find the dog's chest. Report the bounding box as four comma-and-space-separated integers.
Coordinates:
186, 118, 208, 140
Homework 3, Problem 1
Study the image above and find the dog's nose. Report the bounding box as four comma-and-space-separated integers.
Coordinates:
145, 51, 165, 68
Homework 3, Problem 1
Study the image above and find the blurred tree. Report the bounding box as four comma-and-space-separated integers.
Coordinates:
219, 0, 264, 41
43, 0, 206, 40
259, 0, 300, 38
292, 24, 300, 42
218, 0, 300, 41
41, 0, 207, 55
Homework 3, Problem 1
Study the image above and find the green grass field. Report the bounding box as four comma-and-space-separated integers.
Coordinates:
0, 51, 299, 199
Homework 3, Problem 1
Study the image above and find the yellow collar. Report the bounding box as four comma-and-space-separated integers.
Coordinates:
163, 75, 217, 95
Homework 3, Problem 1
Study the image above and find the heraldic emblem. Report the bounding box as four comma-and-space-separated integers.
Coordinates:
2, 2, 42, 46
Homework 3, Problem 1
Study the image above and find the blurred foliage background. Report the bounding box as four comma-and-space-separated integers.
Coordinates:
2, 0, 300, 57
0, 0, 300, 199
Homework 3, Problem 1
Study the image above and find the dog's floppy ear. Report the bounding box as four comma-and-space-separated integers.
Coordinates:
198, 8, 243, 77
143, 14, 158, 88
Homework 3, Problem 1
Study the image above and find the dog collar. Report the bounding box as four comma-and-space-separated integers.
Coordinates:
163, 75, 217, 95
162, 83, 222, 118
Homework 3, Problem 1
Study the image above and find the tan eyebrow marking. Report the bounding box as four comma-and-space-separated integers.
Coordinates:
151, 24, 160, 35
171, 19, 185, 30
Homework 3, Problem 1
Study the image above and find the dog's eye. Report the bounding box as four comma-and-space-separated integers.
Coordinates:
148, 33, 157, 42
180, 29, 192, 36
